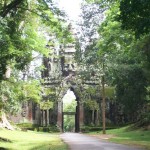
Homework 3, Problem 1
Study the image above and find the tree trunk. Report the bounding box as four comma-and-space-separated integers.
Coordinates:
102, 75, 106, 134
1, 0, 24, 18
0, 113, 14, 130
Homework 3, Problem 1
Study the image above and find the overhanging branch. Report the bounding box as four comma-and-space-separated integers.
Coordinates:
0, 0, 24, 17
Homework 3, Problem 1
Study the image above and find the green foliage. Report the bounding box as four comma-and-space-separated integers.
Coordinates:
96, 3, 149, 123
87, 0, 150, 37
137, 111, 150, 127
40, 101, 53, 110
85, 99, 99, 110
81, 126, 116, 133
115, 65, 147, 117
63, 100, 77, 112
86, 87, 97, 95
0, 74, 43, 115
38, 126, 60, 133
77, 0, 150, 125
97, 3, 135, 58
137, 86, 150, 126
16, 124, 60, 132
119, 0, 150, 37
0, 0, 73, 124
63, 100, 77, 132
23, 80, 42, 103
0, 8, 48, 79
0, 0, 72, 80
16, 123, 39, 128
105, 86, 115, 99
0, 79, 24, 114
146, 86, 150, 101
63, 115, 75, 132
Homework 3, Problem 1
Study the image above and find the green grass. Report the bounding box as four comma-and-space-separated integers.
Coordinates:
0, 129, 68, 150
107, 127, 150, 150
87, 126, 150, 150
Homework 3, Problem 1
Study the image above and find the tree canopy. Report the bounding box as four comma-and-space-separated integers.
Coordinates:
76, 0, 150, 126
86, 0, 150, 37
0, 0, 73, 128
0, 0, 71, 80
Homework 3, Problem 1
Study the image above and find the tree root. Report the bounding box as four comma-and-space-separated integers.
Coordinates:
0, 113, 14, 130
0, 137, 12, 143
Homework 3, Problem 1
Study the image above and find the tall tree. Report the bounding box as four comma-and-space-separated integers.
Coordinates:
0, 0, 71, 80
86, 0, 150, 37
96, 2, 149, 123
75, 1, 108, 134
0, 0, 72, 128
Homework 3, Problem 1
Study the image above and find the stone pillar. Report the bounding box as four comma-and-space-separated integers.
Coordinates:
79, 102, 84, 127
47, 109, 49, 126
75, 102, 79, 132
28, 101, 33, 122
45, 110, 47, 126
57, 101, 63, 131
95, 110, 99, 126
75, 99, 84, 133
35, 105, 41, 125
43, 110, 45, 126
41, 110, 43, 126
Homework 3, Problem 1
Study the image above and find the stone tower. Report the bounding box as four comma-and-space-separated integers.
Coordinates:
41, 24, 84, 131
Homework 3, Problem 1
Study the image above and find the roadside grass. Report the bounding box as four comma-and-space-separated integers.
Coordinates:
107, 127, 150, 150
0, 128, 68, 150
87, 126, 150, 150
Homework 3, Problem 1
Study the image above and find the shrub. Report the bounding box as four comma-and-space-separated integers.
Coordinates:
16, 123, 39, 131
38, 126, 60, 133
16, 123, 39, 128
80, 126, 116, 133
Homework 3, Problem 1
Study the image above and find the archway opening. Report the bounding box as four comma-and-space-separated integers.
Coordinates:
62, 89, 77, 132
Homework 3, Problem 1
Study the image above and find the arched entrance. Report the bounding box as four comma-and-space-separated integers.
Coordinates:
62, 89, 76, 132
57, 86, 84, 132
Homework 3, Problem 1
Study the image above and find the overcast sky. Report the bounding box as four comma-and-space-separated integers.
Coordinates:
55, 0, 82, 22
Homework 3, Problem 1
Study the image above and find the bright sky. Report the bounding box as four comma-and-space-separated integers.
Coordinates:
55, 0, 82, 21
63, 89, 76, 104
